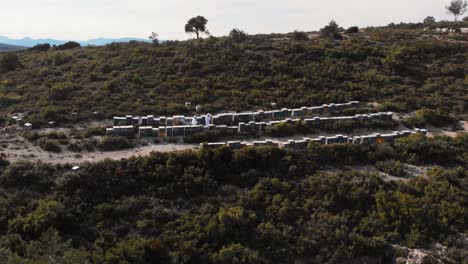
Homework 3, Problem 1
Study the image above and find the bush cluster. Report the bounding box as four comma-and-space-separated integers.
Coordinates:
37, 138, 62, 153
97, 136, 136, 151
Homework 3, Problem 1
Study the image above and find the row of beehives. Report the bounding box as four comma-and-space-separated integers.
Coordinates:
112, 101, 361, 127
106, 112, 394, 137
202, 129, 428, 150
237, 112, 393, 133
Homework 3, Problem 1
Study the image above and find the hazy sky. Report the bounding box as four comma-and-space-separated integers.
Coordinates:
0, 0, 455, 40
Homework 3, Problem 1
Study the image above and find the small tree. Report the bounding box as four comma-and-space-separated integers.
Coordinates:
320, 20, 341, 39
229, 28, 248, 43
423, 16, 436, 23
185, 16, 209, 39
446, 0, 468, 21
149, 32, 159, 45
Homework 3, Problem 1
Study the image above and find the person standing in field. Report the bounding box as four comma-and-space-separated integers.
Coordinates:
205, 113, 212, 127
191, 115, 198, 126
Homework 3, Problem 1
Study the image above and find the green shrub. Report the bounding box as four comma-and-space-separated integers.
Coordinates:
293, 31, 308, 40
66, 139, 98, 152
38, 138, 62, 153
44, 131, 67, 140
102, 79, 120, 92
83, 139, 97, 151
265, 122, 297, 137
97, 136, 135, 151
345, 26, 359, 34
307, 143, 370, 165
405, 108, 457, 128
185, 129, 235, 143
394, 133, 465, 165
81, 127, 106, 138
49, 82, 74, 100
23, 131, 41, 142
0, 53, 20, 71
40, 106, 61, 121
66, 142, 83, 152
53, 53, 73, 66
0, 93, 21, 107
230, 28, 248, 43
327, 119, 358, 133
376, 160, 406, 177
320, 20, 341, 39
0, 161, 56, 192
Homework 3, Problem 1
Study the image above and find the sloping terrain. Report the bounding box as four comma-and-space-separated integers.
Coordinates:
0, 43, 26, 52
0, 22, 467, 127
0, 133, 466, 263
0, 22, 467, 264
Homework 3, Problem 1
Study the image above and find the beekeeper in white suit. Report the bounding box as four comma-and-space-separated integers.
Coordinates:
205, 113, 212, 127
191, 115, 198, 126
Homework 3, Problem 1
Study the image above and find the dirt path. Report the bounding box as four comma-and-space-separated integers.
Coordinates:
1, 142, 198, 165
43, 143, 198, 164
1, 124, 464, 165
440, 121, 467, 138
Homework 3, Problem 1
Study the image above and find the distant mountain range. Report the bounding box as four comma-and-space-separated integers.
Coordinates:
0, 36, 151, 47
0, 43, 27, 52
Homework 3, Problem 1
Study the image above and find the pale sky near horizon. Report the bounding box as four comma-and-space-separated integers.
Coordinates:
0, 0, 457, 40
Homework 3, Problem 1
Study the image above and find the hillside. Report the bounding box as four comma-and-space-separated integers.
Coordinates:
0, 22, 467, 127
0, 21, 467, 264
0, 43, 26, 52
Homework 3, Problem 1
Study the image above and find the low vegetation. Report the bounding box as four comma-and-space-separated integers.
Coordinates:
184, 129, 237, 143
37, 138, 62, 153
376, 159, 407, 177
97, 136, 136, 151
0, 21, 466, 126
0, 11, 466, 264
404, 108, 459, 128
0, 134, 465, 263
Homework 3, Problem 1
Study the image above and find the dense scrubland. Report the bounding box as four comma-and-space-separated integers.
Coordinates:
0, 20, 467, 264
0, 22, 467, 128
0, 134, 466, 263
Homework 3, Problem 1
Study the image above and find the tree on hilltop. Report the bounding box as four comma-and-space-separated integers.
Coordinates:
149, 32, 159, 45
423, 16, 436, 23
320, 20, 341, 39
185, 16, 209, 39
229, 28, 248, 43
446, 0, 467, 21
